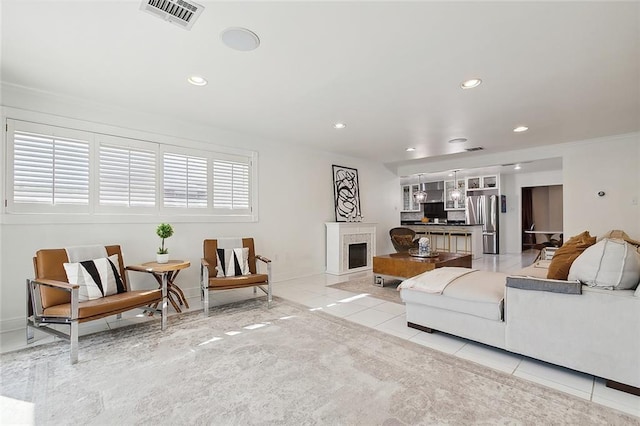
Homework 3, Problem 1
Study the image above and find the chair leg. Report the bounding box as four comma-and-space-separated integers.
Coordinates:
201, 263, 210, 317
203, 287, 209, 317
26, 322, 34, 344
69, 286, 79, 364
253, 286, 257, 295
266, 260, 273, 309
26, 279, 34, 344
69, 321, 79, 364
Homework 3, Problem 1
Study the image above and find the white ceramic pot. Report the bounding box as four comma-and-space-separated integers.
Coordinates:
156, 253, 169, 264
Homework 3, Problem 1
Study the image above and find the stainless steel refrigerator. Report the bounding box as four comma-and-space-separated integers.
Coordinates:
465, 195, 499, 254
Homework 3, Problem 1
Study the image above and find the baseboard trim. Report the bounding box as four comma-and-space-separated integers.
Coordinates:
0, 317, 26, 334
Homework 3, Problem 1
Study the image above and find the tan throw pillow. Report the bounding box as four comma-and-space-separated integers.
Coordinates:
547, 231, 596, 280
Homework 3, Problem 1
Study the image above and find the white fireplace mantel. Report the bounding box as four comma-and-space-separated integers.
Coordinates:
325, 222, 377, 275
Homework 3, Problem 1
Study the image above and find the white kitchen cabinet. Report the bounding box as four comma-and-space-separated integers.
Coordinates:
466, 175, 499, 191
401, 184, 421, 212
444, 180, 466, 210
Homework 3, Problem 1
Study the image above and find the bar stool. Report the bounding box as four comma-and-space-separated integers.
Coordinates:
431, 231, 449, 252
450, 231, 472, 254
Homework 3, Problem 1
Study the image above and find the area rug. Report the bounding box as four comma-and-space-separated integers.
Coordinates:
1, 298, 635, 425
329, 276, 403, 304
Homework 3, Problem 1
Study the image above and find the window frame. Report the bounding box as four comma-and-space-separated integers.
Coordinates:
95, 134, 159, 215
6, 120, 93, 214
160, 145, 212, 213
4, 117, 259, 223
212, 152, 253, 215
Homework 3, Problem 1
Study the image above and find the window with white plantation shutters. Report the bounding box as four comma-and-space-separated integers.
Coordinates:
213, 160, 250, 210
99, 145, 156, 208
6, 117, 257, 220
12, 129, 89, 207
163, 152, 208, 208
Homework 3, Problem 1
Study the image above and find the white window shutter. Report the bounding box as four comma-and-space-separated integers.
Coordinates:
163, 152, 208, 208
99, 145, 156, 207
213, 160, 250, 210
13, 130, 89, 205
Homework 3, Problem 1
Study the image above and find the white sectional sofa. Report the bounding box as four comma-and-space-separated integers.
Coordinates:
399, 255, 640, 393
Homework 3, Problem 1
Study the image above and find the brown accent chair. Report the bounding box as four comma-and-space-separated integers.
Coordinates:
201, 238, 272, 315
389, 227, 419, 252
27, 245, 167, 364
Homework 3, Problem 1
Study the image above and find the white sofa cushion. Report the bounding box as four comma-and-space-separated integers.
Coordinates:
400, 271, 507, 321
568, 238, 640, 290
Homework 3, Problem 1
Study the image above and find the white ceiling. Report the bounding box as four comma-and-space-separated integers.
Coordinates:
2, 1, 638, 169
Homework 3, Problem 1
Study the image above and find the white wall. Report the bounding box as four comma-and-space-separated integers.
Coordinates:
563, 134, 640, 238
0, 86, 400, 331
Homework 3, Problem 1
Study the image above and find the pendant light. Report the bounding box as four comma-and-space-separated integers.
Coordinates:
413, 174, 428, 204
450, 170, 462, 201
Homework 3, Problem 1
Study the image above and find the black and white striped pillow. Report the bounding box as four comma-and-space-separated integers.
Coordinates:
63, 254, 126, 302
216, 248, 250, 277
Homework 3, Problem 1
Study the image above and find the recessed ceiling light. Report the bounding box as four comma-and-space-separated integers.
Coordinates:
221, 27, 260, 51
514, 164, 522, 170
461, 78, 482, 89
333, 123, 346, 129
513, 126, 529, 133
448, 173, 453, 177
187, 75, 207, 86
448, 138, 468, 144
406, 147, 416, 152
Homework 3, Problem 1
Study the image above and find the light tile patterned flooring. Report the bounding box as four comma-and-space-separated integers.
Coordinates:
2, 250, 639, 418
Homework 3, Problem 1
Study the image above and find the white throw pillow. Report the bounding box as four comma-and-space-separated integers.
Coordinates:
215, 248, 250, 277
63, 254, 125, 302
568, 239, 640, 290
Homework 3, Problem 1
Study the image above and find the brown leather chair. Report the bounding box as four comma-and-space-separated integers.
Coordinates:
27, 245, 167, 364
389, 227, 419, 252
201, 238, 272, 315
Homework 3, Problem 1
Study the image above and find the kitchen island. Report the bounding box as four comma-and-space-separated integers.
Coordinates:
402, 223, 484, 259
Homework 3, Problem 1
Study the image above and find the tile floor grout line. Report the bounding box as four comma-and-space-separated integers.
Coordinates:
510, 356, 524, 375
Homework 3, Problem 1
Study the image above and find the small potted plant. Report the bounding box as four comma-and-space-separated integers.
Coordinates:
156, 223, 174, 264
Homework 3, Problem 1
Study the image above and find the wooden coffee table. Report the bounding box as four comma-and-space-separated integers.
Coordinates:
373, 252, 472, 287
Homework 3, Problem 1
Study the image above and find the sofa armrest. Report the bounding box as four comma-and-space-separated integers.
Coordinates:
506, 276, 581, 295
505, 283, 640, 387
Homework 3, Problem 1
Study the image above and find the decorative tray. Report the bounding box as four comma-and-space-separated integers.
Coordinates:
408, 249, 439, 258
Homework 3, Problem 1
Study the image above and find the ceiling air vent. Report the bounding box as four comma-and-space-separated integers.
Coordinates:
140, 0, 204, 30
465, 147, 484, 152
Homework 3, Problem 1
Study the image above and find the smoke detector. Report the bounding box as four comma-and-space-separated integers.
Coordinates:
140, 0, 204, 30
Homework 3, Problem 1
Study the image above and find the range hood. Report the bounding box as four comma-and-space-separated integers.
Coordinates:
419, 181, 444, 203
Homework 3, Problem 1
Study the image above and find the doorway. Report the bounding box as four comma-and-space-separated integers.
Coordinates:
522, 185, 563, 250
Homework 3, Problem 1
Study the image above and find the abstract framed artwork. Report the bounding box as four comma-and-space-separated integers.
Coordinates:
332, 165, 361, 222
